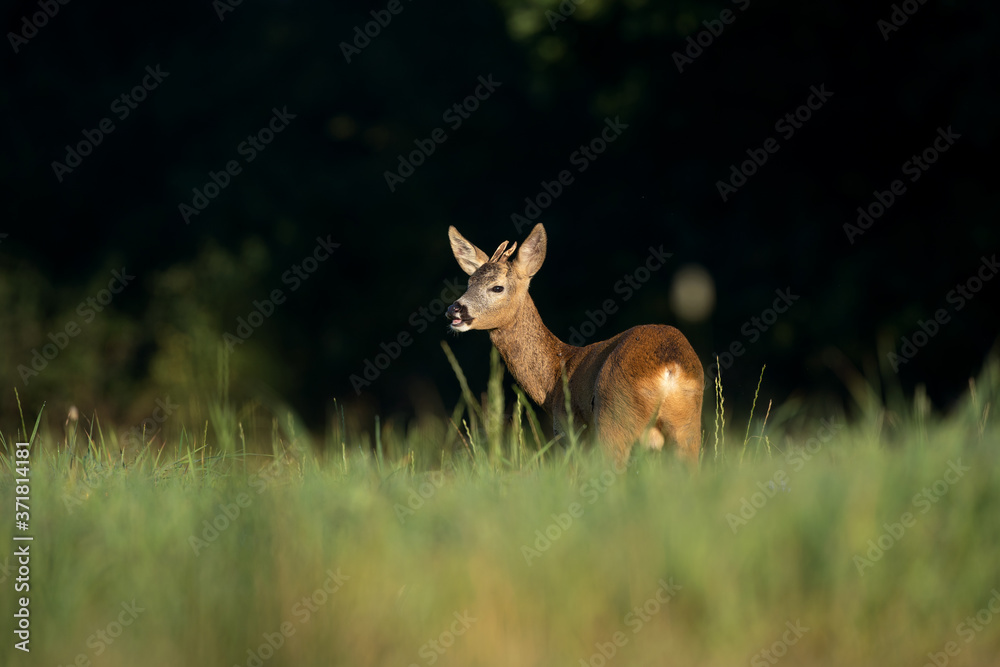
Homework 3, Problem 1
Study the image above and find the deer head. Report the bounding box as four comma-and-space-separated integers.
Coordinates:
446, 223, 547, 332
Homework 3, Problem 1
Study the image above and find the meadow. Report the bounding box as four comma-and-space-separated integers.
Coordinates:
2, 348, 1000, 667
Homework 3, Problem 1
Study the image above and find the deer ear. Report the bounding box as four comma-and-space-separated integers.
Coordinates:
514, 223, 547, 277
449, 226, 489, 276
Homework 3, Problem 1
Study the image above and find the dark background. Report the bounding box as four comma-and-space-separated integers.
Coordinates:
2, 0, 997, 442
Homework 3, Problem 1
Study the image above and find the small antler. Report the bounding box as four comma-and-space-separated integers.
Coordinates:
489, 241, 518, 263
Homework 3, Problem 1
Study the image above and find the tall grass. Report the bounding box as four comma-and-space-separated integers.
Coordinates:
1, 352, 999, 667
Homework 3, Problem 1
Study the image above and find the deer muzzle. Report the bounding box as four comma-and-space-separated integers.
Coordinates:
446, 302, 472, 331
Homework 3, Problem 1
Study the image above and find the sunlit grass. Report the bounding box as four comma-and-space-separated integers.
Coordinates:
1, 354, 999, 666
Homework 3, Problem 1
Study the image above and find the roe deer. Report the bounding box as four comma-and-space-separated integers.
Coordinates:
445, 223, 705, 463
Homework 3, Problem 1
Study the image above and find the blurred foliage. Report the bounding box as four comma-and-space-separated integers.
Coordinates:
1, 353, 999, 666
1, 0, 998, 441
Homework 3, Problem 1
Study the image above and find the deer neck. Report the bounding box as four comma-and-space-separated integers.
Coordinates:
489, 293, 573, 408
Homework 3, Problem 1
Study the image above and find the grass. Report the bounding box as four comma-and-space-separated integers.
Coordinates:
1, 351, 1000, 667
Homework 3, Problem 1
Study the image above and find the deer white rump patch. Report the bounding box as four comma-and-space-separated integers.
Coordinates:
659, 367, 676, 392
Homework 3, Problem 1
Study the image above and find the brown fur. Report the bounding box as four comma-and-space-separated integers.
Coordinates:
447, 224, 704, 464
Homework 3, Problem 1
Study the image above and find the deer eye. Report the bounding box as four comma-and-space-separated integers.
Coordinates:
491, 286, 504, 293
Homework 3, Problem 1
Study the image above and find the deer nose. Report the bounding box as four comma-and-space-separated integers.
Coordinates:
446, 302, 464, 319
